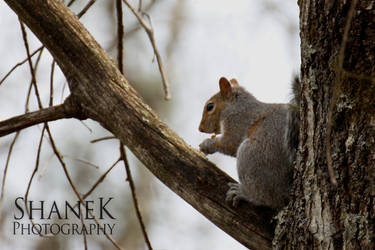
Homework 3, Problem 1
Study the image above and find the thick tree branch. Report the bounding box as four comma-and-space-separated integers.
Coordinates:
4, 1, 274, 249
0, 98, 83, 137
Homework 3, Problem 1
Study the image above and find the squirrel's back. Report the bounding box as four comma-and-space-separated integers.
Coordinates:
238, 103, 293, 208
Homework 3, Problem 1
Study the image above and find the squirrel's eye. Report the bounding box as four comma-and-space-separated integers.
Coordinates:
206, 103, 215, 112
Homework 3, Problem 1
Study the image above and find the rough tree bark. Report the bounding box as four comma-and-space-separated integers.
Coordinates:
3, 0, 274, 249
274, 1, 375, 249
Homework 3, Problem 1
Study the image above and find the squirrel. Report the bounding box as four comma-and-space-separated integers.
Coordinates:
198, 77, 300, 210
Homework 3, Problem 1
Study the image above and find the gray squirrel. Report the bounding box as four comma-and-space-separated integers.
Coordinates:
198, 77, 300, 210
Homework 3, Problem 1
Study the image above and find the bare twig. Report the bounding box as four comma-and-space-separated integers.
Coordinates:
37, 154, 53, 180
80, 158, 121, 202
49, 60, 56, 106
66, 0, 76, 7
105, 0, 157, 53
24, 125, 49, 237
78, 120, 93, 133
0, 46, 43, 86
122, 0, 171, 100
0, 132, 20, 217
138, 0, 142, 12
60, 81, 68, 103
20, 20, 43, 109
63, 155, 100, 169
116, 0, 124, 73
90, 136, 117, 143
77, 0, 97, 18
72, 158, 120, 209
25, 48, 45, 109
165, 1, 184, 59
120, 144, 153, 250
79, 205, 88, 250
326, 0, 358, 186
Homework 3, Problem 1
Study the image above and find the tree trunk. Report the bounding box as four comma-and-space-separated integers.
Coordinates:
274, 1, 375, 249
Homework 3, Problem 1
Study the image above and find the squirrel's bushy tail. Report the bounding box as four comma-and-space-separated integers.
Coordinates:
287, 76, 301, 153
291, 75, 301, 106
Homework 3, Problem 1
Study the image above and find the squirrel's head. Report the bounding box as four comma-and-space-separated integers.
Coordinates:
199, 77, 239, 134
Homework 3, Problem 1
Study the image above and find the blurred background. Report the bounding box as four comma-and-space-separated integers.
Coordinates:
0, 0, 300, 249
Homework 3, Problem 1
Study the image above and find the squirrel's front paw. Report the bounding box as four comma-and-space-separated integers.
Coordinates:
226, 183, 246, 207
199, 138, 216, 155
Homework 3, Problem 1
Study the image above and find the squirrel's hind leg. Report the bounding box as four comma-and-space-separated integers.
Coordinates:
225, 182, 248, 207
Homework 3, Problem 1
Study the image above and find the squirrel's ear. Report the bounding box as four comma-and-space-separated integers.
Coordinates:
230, 78, 239, 86
219, 77, 232, 97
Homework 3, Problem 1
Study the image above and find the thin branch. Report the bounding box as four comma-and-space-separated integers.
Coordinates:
120, 144, 153, 250
79, 205, 88, 250
77, 0, 97, 18
24, 125, 49, 237
138, 0, 142, 12
60, 80, 68, 103
122, 0, 171, 100
326, 0, 358, 186
116, 0, 124, 74
0, 132, 20, 217
37, 153, 53, 180
25, 79, 34, 112
49, 60, 56, 106
63, 155, 100, 169
72, 158, 120, 209
0, 46, 43, 86
80, 158, 121, 202
66, 0, 77, 7
78, 120, 93, 133
25, 47, 45, 109
105, 0, 157, 53
0, 103, 78, 137
90, 136, 117, 143
20, 20, 44, 110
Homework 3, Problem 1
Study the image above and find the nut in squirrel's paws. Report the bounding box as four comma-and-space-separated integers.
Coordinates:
199, 138, 216, 155
226, 182, 246, 207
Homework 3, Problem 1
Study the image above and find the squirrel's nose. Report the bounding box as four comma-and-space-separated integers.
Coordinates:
199, 123, 204, 132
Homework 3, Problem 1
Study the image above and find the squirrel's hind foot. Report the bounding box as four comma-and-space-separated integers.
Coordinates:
226, 182, 247, 207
